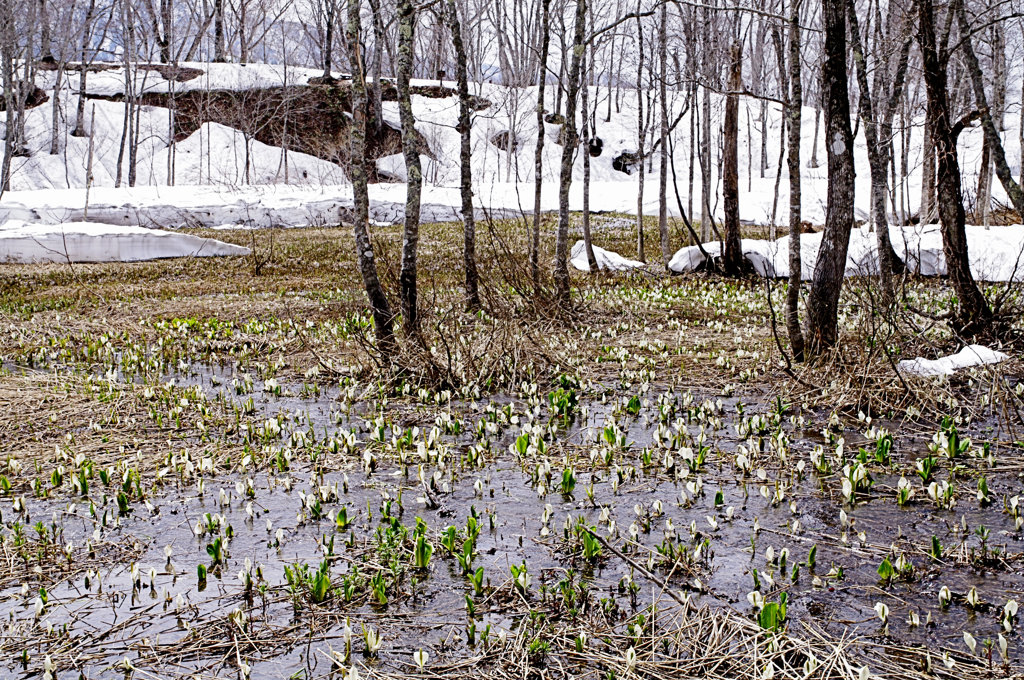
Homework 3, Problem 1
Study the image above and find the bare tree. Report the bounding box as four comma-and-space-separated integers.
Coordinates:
346, 0, 396, 353
579, 23, 597, 272
445, 0, 480, 311
553, 0, 587, 308
785, 0, 804, 361
397, 0, 421, 331
846, 0, 911, 301
530, 0, 550, 288
957, 0, 1024, 219
721, 37, 743, 276
805, 0, 856, 353
656, 0, 670, 268
917, 0, 991, 333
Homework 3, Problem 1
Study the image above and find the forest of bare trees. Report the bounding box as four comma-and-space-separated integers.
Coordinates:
2, 0, 1023, 356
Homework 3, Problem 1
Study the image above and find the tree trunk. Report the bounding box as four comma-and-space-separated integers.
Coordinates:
39, 0, 53, 62
722, 40, 743, 276
159, 0, 173, 64
635, 14, 646, 263
368, 0, 385, 138
786, 0, 805, 362
846, 0, 907, 300
805, 0, 856, 354
580, 40, 597, 271
214, 0, 226, 62
553, 0, 586, 308
72, 0, 97, 138
446, 0, 480, 311
918, 0, 991, 333
809, 103, 821, 168
700, 84, 711, 240
397, 0, 421, 331
921, 115, 935, 222
656, 0, 670, 268
346, 0, 396, 353
531, 0, 550, 288
956, 1, 1024, 219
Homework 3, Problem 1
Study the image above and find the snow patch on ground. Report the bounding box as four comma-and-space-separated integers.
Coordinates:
897, 345, 1010, 377
668, 225, 1024, 282
0, 221, 250, 263
570, 240, 645, 272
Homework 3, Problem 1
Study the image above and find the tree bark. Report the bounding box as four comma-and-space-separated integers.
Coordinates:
72, 0, 97, 138
656, 0, 670, 268
917, 0, 991, 333
635, 13, 646, 263
214, 0, 226, 62
346, 0, 396, 353
580, 38, 597, 271
846, 0, 909, 300
397, 0, 421, 331
956, 0, 1024, 219
921, 115, 935, 222
805, 0, 856, 354
553, 0, 587, 308
699, 83, 711, 240
786, 0, 805, 362
38, 0, 52, 62
531, 0, 551, 288
721, 40, 743, 276
446, 0, 480, 312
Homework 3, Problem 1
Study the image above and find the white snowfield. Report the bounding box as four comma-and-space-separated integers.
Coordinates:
6, 63, 1020, 223
4, 63, 1024, 266
570, 239, 645, 272
668, 224, 1024, 282
898, 344, 1010, 377
0, 221, 250, 264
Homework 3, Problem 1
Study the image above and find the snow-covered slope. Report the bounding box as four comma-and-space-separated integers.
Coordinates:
2, 62, 1022, 229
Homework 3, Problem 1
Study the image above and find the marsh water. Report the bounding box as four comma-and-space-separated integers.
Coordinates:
2, 359, 1023, 679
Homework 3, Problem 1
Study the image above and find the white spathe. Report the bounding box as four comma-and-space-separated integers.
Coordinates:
897, 344, 1009, 377
0, 221, 250, 263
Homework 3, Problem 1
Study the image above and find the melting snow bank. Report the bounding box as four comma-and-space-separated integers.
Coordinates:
570, 240, 645, 272
669, 225, 1024, 282
0, 222, 250, 263
898, 345, 1009, 377
0, 184, 526, 229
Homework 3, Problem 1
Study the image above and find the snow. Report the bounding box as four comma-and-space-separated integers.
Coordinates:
35, 62, 335, 98
668, 225, 1024, 282
897, 344, 1010, 377
570, 240, 645, 272
5, 63, 1024, 268
0, 221, 250, 263
14, 65, 1021, 226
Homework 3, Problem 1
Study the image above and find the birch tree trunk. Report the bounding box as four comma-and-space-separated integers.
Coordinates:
656, 0, 670, 268
580, 40, 597, 271
553, 0, 587, 308
446, 0, 480, 311
346, 0, 396, 353
397, 0, 421, 331
531, 0, 551, 288
635, 14, 646, 262
786, 0, 805, 362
